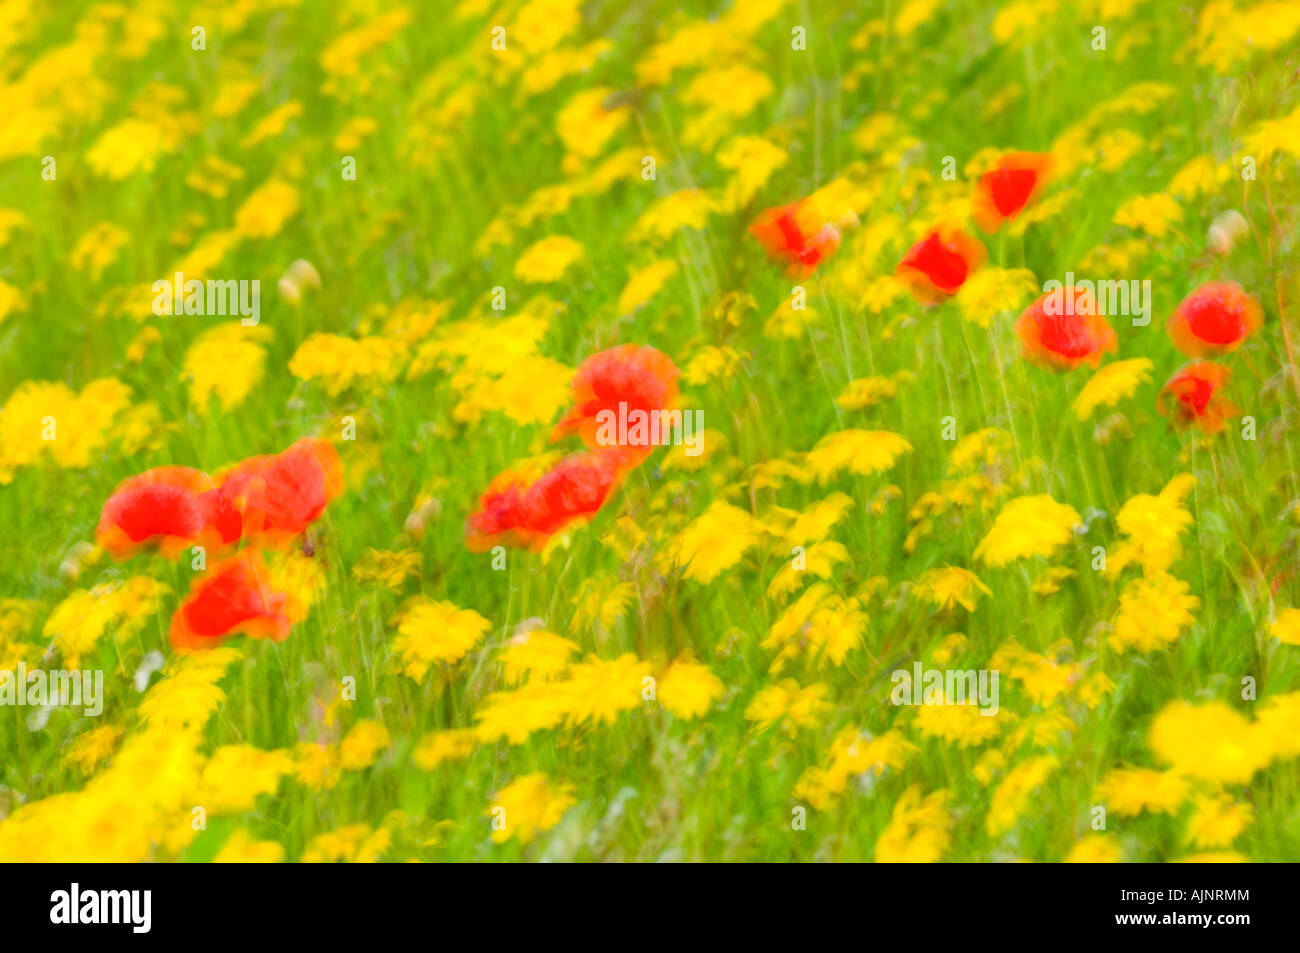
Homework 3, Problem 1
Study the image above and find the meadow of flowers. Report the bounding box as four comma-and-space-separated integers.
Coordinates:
1, 0, 1300, 864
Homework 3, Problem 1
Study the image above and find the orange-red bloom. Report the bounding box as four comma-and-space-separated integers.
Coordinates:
1166, 281, 1263, 358
1157, 360, 1240, 434
749, 200, 841, 277
466, 448, 632, 552
972, 152, 1053, 232
169, 551, 293, 652
210, 438, 344, 546
97, 466, 217, 559
1016, 287, 1118, 371
896, 226, 986, 304
552, 345, 680, 457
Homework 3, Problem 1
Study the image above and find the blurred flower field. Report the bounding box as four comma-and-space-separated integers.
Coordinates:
2, 0, 1300, 862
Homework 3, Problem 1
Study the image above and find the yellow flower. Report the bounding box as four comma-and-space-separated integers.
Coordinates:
0, 208, 26, 246
474, 681, 570, 745
767, 492, 856, 548
974, 495, 1081, 567
293, 743, 341, 791
617, 259, 678, 315
43, 577, 168, 668
214, 829, 285, 863
333, 116, 379, 152
1149, 702, 1268, 784
716, 134, 788, 209
1188, 793, 1253, 849
64, 725, 124, 775
1255, 691, 1300, 759
69, 222, 131, 280
991, 640, 1078, 706
765, 541, 850, 601
0, 279, 25, 323
1268, 608, 1300, 645
875, 786, 951, 862
139, 649, 242, 731
570, 577, 636, 632
486, 773, 575, 844
835, 376, 899, 411
514, 235, 584, 283
915, 703, 1002, 748
301, 824, 390, 863
1031, 565, 1076, 597
234, 179, 300, 238
955, 267, 1039, 327
182, 324, 272, 412
659, 659, 725, 719
1095, 767, 1191, 816
1109, 572, 1199, 653
240, 101, 303, 148
1114, 193, 1183, 238
392, 600, 491, 681
499, 629, 579, 685
1072, 358, 1153, 419
763, 584, 867, 670
197, 745, 295, 813
1106, 473, 1196, 576
986, 755, 1058, 836
628, 189, 716, 243
85, 118, 171, 179
948, 427, 1012, 474
413, 730, 477, 771
913, 566, 992, 613
563, 653, 652, 726
1064, 834, 1123, 863
451, 354, 573, 426
555, 87, 629, 162
290, 333, 405, 395
351, 548, 423, 592
1175, 850, 1248, 863
682, 344, 744, 386
804, 429, 912, 483
661, 501, 766, 584
744, 679, 829, 732
679, 65, 774, 148
1168, 154, 1231, 198
339, 720, 390, 771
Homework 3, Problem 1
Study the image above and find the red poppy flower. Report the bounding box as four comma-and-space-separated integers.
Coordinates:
1016, 287, 1118, 371
1167, 281, 1263, 358
97, 466, 216, 559
749, 200, 842, 277
169, 551, 292, 652
466, 449, 632, 552
552, 345, 680, 457
210, 438, 344, 546
896, 226, 986, 304
1157, 361, 1240, 434
972, 152, 1053, 233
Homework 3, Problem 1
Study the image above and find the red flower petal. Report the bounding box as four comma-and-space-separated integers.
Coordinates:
1157, 360, 1239, 434
1167, 281, 1263, 358
973, 152, 1053, 232
897, 226, 987, 304
169, 551, 292, 652
96, 466, 216, 559
1016, 288, 1117, 372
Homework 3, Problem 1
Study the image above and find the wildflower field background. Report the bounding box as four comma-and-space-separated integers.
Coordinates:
2, 0, 1300, 863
